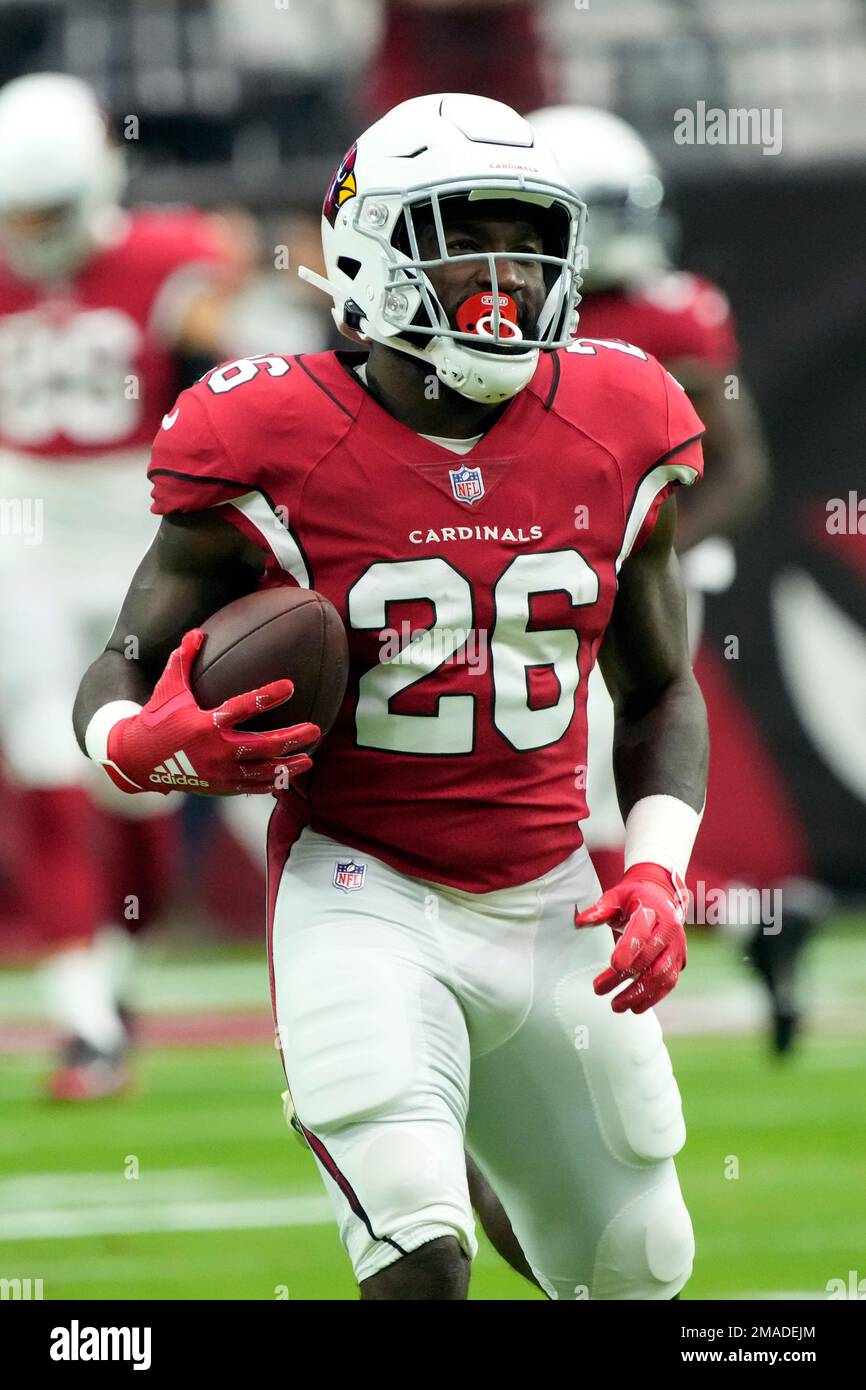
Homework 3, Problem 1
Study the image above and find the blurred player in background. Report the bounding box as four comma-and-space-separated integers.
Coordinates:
363, 0, 554, 121
0, 73, 238, 1099
528, 105, 826, 1054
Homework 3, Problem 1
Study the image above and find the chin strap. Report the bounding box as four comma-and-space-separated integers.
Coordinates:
300, 262, 537, 404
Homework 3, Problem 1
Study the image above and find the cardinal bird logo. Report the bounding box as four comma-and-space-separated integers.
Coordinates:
324, 142, 358, 226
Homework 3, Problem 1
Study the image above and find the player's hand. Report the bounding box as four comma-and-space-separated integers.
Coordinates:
104, 628, 320, 796
574, 863, 689, 1013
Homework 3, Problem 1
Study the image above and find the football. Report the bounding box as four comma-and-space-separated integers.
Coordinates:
191, 586, 349, 738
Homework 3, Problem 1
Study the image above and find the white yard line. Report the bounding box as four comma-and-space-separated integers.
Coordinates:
0, 1168, 240, 1208
0, 1168, 332, 1241
0, 1193, 332, 1241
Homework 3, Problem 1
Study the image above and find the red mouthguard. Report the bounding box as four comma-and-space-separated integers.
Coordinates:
456, 292, 522, 340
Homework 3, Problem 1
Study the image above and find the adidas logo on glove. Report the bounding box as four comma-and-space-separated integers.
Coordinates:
149, 750, 209, 788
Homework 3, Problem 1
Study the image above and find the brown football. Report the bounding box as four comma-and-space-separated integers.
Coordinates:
191, 586, 349, 737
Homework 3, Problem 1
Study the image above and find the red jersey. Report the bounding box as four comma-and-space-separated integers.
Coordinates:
366, 2, 551, 121
577, 273, 739, 373
0, 208, 226, 459
148, 341, 704, 892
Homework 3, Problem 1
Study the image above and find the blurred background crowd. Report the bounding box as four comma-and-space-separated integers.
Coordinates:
0, 0, 863, 1098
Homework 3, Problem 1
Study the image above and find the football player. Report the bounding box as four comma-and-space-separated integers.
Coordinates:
0, 74, 237, 1099
75, 94, 708, 1299
528, 105, 823, 1056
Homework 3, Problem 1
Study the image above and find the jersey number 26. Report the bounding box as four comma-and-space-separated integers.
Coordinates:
347, 551, 599, 754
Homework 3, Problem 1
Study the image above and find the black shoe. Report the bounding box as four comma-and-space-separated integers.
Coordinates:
745, 879, 833, 1056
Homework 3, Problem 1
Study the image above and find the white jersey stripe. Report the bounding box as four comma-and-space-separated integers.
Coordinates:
224, 491, 311, 589
616, 460, 699, 574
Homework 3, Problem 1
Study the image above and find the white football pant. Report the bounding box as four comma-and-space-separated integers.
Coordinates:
270, 826, 694, 1298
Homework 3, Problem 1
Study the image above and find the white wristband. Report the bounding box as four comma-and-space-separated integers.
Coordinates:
84, 700, 143, 764
624, 794, 704, 881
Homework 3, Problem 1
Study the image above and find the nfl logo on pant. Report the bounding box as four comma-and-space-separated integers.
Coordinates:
333, 860, 367, 892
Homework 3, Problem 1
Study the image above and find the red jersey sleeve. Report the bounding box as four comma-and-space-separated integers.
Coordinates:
625, 360, 705, 558
148, 386, 247, 515
147, 378, 308, 586
146, 354, 346, 590
556, 341, 705, 563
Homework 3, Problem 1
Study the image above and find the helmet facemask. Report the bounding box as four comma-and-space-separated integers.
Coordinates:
359, 179, 585, 401
304, 169, 586, 405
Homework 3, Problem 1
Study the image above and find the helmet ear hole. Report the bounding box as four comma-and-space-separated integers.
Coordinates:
343, 300, 365, 331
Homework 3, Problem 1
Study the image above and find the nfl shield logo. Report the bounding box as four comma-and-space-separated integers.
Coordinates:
449, 464, 484, 504
333, 860, 366, 893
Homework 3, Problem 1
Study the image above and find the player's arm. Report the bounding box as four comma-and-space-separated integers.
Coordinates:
599, 494, 707, 815
666, 364, 771, 552
74, 511, 263, 717
574, 494, 708, 1012
72, 511, 319, 795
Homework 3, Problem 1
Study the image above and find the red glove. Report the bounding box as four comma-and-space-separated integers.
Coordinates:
574, 863, 689, 1014
103, 629, 320, 796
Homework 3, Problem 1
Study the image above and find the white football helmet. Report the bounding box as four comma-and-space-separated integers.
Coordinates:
299, 93, 586, 404
527, 106, 669, 290
0, 74, 125, 280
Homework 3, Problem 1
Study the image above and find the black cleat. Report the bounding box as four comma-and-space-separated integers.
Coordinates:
745, 879, 833, 1056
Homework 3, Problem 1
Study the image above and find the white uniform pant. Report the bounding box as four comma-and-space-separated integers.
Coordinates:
270, 827, 694, 1298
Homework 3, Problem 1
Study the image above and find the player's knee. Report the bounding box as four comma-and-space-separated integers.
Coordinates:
293, 1106, 477, 1287
592, 1171, 694, 1300
361, 1235, 470, 1300
351, 1125, 476, 1266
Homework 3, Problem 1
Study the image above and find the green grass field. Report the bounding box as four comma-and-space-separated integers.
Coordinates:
1, 923, 864, 1300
